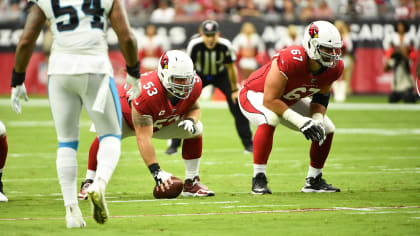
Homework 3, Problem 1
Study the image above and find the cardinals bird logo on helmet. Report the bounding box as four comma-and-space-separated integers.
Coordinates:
309, 23, 319, 38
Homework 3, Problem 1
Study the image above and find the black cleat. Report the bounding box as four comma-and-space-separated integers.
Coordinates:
244, 145, 253, 154
301, 173, 340, 192
252, 173, 272, 195
165, 146, 178, 155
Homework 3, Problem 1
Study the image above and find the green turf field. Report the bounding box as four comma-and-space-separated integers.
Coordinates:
0, 96, 419, 235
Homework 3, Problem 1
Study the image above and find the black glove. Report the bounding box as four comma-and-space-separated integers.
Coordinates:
299, 119, 326, 142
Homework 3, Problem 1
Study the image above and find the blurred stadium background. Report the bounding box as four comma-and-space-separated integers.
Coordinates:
0, 0, 419, 102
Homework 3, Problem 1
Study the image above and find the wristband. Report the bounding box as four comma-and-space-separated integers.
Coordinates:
11, 69, 26, 87
126, 61, 140, 78
148, 163, 160, 174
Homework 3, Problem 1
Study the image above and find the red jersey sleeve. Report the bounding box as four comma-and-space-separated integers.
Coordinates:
275, 46, 307, 80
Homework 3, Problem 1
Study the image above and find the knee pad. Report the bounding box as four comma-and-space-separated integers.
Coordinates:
324, 116, 335, 134
194, 120, 203, 136
0, 120, 6, 136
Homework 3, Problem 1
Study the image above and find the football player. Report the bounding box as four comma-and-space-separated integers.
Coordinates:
10, 0, 140, 227
238, 21, 343, 194
79, 50, 214, 199
0, 120, 8, 202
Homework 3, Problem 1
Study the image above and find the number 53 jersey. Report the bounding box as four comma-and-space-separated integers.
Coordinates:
121, 71, 202, 132
32, 0, 114, 76
243, 45, 343, 106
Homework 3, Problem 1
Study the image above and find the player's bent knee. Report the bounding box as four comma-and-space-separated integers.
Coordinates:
194, 120, 203, 136
324, 116, 335, 134
0, 120, 6, 136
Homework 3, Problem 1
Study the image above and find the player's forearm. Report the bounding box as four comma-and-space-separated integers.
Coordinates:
226, 63, 239, 91
14, 4, 45, 72
137, 137, 158, 167
109, 0, 138, 66
185, 102, 201, 123
263, 97, 289, 117
118, 32, 138, 67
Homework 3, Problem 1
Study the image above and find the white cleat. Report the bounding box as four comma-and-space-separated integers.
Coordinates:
0, 192, 8, 202
87, 178, 109, 224
65, 204, 86, 228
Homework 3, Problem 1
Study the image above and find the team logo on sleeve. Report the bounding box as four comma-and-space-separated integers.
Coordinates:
309, 23, 319, 38
160, 53, 169, 69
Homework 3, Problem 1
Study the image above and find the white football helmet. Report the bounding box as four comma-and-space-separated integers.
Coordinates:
302, 21, 343, 68
158, 50, 195, 99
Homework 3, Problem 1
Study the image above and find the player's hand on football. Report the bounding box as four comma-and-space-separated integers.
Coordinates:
11, 84, 29, 114
299, 118, 326, 143
178, 118, 196, 134
152, 169, 173, 192
125, 74, 141, 101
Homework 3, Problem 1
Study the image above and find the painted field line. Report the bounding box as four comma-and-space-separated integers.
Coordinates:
0, 206, 418, 221
1, 98, 420, 110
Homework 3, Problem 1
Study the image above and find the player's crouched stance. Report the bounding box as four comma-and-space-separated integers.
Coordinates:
239, 21, 343, 194
79, 50, 214, 199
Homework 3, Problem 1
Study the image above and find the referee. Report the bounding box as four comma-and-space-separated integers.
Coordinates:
166, 20, 253, 155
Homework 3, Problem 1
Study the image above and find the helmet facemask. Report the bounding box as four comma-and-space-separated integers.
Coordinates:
316, 44, 342, 68
166, 73, 195, 99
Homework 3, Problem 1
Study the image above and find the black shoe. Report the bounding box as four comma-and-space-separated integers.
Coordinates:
165, 146, 178, 155
252, 173, 272, 195
301, 173, 340, 192
244, 145, 253, 154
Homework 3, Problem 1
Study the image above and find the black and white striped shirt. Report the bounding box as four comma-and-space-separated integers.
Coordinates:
186, 37, 236, 78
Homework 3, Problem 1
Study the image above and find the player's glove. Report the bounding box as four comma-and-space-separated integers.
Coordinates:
11, 84, 28, 114
299, 119, 326, 143
149, 163, 172, 186
178, 118, 196, 134
124, 62, 141, 100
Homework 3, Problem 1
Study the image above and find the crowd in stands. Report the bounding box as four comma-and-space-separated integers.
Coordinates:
1, 0, 420, 23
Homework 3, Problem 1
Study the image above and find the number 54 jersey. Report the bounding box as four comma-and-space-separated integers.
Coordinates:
32, 0, 114, 76
120, 71, 202, 132
243, 45, 343, 106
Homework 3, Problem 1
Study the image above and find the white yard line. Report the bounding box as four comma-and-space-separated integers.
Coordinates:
0, 206, 418, 221
1, 98, 420, 110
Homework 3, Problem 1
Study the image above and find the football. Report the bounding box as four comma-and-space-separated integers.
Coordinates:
153, 176, 184, 199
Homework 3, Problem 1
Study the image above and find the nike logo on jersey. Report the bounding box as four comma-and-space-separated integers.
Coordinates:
159, 110, 165, 116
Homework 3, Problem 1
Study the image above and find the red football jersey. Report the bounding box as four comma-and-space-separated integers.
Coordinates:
244, 45, 344, 106
119, 71, 202, 132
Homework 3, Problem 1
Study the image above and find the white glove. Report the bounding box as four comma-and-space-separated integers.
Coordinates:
153, 169, 173, 186
178, 118, 196, 134
124, 74, 141, 101
11, 84, 29, 114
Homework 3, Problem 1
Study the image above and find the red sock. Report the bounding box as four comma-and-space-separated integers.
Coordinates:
0, 136, 8, 169
88, 137, 99, 171
310, 133, 334, 168
253, 124, 275, 164
182, 136, 202, 160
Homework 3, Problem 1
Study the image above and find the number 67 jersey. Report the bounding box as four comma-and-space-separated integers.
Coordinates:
33, 0, 114, 76
243, 45, 343, 106
122, 71, 202, 132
